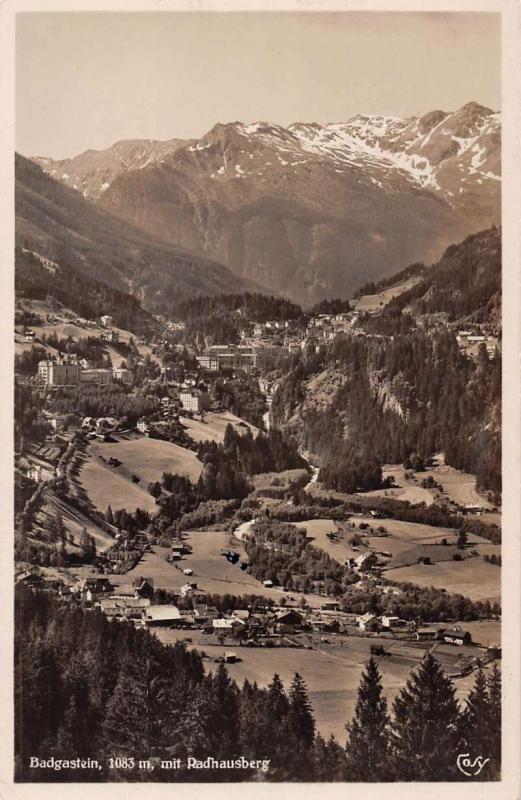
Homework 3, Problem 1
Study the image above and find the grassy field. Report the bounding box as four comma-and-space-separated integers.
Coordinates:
358, 482, 435, 507
91, 434, 203, 485
355, 516, 458, 542
353, 276, 422, 313
378, 458, 498, 515
291, 519, 365, 562
154, 629, 491, 741
180, 412, 259, 444
78, 455, 159, 514
386, 558, 500, 603
104, 537, 324, 608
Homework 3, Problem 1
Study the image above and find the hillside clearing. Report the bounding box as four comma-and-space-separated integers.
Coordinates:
180, 411, 259, 444
78, 456, 159, 514
386, 558, 500, 603
91, 435, 203, 485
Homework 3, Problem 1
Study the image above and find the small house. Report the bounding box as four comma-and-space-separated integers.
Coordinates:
322, 600, 340, 612
143, 605, 182, 627
415, 627, 438, 641
132, 577, 155, 599
442, 628, 472, 646
356, 612, 378, 631
223, 652, 239, 664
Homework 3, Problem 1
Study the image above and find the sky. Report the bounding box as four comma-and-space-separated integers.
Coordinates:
16, 11, 501, 160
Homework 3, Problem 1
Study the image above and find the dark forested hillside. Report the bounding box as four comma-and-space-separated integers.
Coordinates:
172, 293, 303, 323
272, 228, 501, 494
16, 586, 501, 782
387, 227, 501, 325
273, 329, 500, 494
15, 154, 261, 314
170, 293, 304, 347
15, 248, 154, 335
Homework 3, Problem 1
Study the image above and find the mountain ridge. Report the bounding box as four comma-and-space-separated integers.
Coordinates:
30, 101, 501, 306
15, 153, 263, 314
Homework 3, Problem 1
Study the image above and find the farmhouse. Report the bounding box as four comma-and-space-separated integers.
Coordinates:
322, 600, 340, 611
381, 615, 409, 630
213, 618, 245, 632
273, 609, 304, 632
102, 329, 119, 343
99, 597, 151, 619
356, 612, 378, 631
193, 604, 219, 623
143, 605, 182, 626
180, 582, 198, 597
26, 464, 43, 483
132, 577, 155, 599
77, 577, 113, 602
352, 552, 378, 573
442, 628, 472, 646
415, 627, 438, 641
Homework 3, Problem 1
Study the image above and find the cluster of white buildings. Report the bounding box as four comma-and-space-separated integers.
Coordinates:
37, 358, 134, 387
456, 328, 498, 357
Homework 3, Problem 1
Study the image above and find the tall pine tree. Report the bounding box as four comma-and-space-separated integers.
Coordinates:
345, 657, 391, 781
391, 653, 463, 781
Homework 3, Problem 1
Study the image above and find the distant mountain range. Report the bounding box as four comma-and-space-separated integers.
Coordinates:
15, 154, 260, 313
30, 101, 501, 306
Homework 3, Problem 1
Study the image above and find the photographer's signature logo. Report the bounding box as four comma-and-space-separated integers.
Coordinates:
456, 753, 490, 777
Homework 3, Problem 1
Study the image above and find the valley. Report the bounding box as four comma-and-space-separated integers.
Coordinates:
14, 140, 502, 775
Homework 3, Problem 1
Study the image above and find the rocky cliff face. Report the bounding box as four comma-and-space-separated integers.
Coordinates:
33, 102, 500, 306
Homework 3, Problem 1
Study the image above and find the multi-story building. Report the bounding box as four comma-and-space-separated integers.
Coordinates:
196, 355, 219, 372
179, 389, 211, 413
113, 367, 134, 385
38, 359, 81, 386
81, 368, 113, 385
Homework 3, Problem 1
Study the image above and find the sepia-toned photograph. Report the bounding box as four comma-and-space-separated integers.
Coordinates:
7, 3, 519, 789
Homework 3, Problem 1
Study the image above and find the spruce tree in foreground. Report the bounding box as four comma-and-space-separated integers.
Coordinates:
288, 672, 316, 747
345, 656, 391, 781
461, 668, 489, 744
486, 665, 502, 779
391, 653, 462, 781
283, 673, 316, 779
460, 666, 500, 781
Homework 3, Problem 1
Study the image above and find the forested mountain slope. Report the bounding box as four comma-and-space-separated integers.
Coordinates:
272, 229, 501, 493
33, 102, 500, 306
15, 154, 260, 314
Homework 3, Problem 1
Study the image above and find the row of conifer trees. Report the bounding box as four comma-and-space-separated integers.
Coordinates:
16, 587, 500, 782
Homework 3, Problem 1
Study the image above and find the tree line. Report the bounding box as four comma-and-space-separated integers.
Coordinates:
273, 326, 501, 493
16, 586, 500, 782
